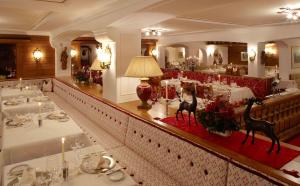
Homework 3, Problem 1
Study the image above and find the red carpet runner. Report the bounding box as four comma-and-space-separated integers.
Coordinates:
287, 135, 300, 148
160, 115, 300, 169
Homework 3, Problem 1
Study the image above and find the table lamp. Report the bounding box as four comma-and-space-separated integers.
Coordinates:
91, 58, 103, 90
125, 56, 163, 109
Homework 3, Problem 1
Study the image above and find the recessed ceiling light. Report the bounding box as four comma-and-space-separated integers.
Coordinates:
35, 0, 66, 3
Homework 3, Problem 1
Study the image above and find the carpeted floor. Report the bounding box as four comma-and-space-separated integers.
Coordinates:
160, 115, 300, 169
287, 135, 300, 148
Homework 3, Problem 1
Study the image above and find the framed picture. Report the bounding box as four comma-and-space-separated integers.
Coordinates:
241, 52, 248, 62
292, 46, 300, 68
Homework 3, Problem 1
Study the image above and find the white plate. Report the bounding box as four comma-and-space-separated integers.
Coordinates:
108, 170, 125, 182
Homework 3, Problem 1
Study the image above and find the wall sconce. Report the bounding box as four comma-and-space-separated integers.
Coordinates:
96, 45, 112, 69
206, 45, 215, 57
248, 49, 256, 62
33, 48, 43, 63
70, 49, 77, 58
151, 49, 158, 58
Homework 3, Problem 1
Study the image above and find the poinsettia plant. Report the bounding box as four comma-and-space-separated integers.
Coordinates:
198, 97, 240, 133
75, 71, 89, 82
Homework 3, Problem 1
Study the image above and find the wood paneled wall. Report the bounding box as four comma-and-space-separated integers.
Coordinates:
228, 45, 248, 65
0, 35, 55, 79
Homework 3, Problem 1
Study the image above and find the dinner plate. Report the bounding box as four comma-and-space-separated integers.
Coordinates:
46, 112, 68, 120
33, 96, 49, 102
7, 170, 51, 186
5, 119, 24, 127
80, 155, 116, 174
8, 164, 30, 177
107, 170, 125, 182
4, 100, 21, 106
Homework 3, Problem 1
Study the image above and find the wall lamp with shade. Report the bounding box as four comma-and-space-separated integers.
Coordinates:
206, 45, 215, 57
33, 48, 43, 63
96, 45, 112, 69
70, 49, 77, 58
248, 49, 256, 62
125, 56, 163, 109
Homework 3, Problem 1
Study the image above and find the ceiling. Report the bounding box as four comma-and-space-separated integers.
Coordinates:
0, 0, 144, 34
0, 0, 300, 37
141, 0, 300, 35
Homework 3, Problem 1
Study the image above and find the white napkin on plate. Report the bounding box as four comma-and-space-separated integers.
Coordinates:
19, 168, 36, 186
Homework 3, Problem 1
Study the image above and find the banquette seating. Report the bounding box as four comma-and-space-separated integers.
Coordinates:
162, 69, 273, 99
49, 78, 286, 186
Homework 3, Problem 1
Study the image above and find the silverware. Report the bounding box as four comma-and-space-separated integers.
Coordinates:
106, 167, 125, 175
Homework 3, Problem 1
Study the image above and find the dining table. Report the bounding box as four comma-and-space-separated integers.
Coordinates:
3, 145, 137, 186
1, 111, 89, 165
0, 87, 43, 101
1, 96, 57, 117
161, 78, 255, 104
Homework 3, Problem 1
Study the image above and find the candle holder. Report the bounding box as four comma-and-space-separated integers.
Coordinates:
165, 99, 169, 116
62, 160, 69, 181
26, 97, 30, 103
38, 116, 42, 127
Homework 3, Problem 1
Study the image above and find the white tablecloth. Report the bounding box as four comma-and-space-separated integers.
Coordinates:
213, 85, 254, 103
2, 112, 88, 165
0, 87, 42, 100
2, 98, 57, 117
3, 145, 137, 186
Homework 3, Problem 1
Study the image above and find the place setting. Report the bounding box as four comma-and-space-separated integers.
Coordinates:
45, 111, 70, 122
5, 114, 32, 129
6, 164, 52, 186
3, 98, 24, 106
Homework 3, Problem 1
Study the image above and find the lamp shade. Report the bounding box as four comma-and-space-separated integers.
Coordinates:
90, 58, 103, 71
125, 56, 163, 78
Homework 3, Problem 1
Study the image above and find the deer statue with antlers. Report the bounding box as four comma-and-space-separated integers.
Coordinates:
242, 97, 280, 154
176, 88, 197, 126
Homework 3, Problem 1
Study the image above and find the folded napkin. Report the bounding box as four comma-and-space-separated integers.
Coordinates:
88, 154, 105, 170
6, 115, 31, 127
19, 167, 36, 186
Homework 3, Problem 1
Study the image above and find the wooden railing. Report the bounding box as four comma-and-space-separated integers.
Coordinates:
235, 92, 300, 141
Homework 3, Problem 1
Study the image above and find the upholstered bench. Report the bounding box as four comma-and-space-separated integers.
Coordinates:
52, 78, 288, 186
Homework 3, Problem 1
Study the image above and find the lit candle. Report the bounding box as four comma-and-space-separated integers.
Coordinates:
218, 74, 221, 83
89, 68, 92, 79
61, 137, 65, 162
214, 64, 217, 69
19, 78, 22, 88
38, 102, 42, 115
165, 81, 168, 100
275, 65, 278, 73
25, 86, 29, 91
180, 87, 183, 99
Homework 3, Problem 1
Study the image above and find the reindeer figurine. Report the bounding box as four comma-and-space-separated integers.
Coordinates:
176, 88, 197, 126
242, 97, 280, 154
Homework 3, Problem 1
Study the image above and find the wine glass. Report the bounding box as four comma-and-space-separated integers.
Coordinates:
46, 155, 62, 183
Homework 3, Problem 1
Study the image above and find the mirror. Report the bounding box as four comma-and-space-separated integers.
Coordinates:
165, 46, 187, 69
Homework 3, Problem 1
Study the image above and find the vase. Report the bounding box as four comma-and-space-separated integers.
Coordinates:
209, 130, 232, 137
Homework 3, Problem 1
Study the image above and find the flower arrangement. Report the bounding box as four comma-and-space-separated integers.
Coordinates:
198, 97, 240, 133
75, 71, 89, 82
185, 56, 199, 71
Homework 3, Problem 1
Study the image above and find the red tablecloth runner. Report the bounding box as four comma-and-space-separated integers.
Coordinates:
160, 115, 300, 169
